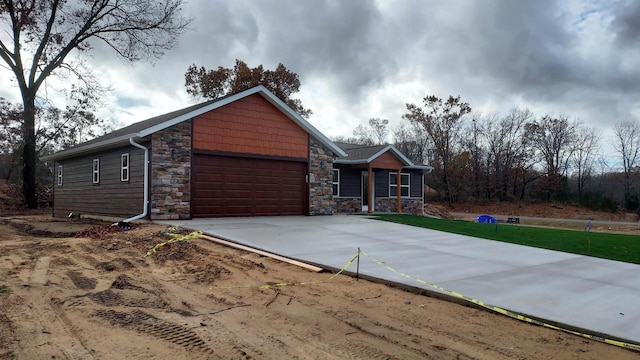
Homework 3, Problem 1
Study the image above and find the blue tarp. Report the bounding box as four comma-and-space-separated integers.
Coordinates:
476, 214, 497, 224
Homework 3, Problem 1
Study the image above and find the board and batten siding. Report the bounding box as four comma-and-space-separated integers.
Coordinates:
333, 164, 360, 197
409, 171, 423, 198
333, 166, 423, 198
53, 144, 147, 218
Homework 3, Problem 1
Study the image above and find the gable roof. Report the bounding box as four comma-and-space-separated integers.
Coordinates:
42, 86, 347, 161
334, 142, 432, 171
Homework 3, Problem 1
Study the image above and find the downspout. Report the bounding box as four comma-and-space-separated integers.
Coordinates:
119, 138, 149, 223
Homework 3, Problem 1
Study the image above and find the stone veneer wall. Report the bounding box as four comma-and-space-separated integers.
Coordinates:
375, 197, 424, 215
150, 121, 192, 220
308, 137, 334, 215
334, 197, 361, 214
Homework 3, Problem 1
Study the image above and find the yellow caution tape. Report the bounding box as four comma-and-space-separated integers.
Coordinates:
360, 250, 640, 352
145, 228, 204, 257
211, 252, 360, 290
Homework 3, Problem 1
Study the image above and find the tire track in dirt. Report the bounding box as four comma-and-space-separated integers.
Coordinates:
11, 255, 96, 359
93, 309, 212, 353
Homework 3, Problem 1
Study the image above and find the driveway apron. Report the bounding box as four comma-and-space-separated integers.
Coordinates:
159, 215, 640, 345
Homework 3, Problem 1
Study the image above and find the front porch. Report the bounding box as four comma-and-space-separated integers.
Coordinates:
331, 142, 431, 215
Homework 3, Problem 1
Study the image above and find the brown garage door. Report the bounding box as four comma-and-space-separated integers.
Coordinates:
192, 155, 307, 217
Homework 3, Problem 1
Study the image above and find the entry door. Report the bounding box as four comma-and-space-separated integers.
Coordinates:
361, 171, 374, 212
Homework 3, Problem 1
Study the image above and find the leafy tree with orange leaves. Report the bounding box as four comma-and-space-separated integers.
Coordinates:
185, 59, 311, 117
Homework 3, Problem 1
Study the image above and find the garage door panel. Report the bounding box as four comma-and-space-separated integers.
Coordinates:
196, 189, 224, 198
193, 154, 307, 217
193, 205, 223, 214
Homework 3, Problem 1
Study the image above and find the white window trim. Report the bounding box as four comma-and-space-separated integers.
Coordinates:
121, 153, 130, 182
57, 165, 63, 186
92, 158, 100, 184
332, 169, 340, 197
389, 172, 410, 198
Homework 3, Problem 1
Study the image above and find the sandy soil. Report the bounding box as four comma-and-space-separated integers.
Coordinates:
0, 217, 637, 359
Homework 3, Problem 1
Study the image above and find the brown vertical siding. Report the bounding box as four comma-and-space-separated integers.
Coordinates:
53, 144, 146, 218
192, 94, 309, 159
369, 152, 404, 169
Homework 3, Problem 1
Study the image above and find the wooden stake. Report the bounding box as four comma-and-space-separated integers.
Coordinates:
356, 247, 360, 281
199, 234, 323, 272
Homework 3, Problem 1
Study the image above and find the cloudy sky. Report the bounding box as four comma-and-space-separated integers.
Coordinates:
2, 0, 640, 158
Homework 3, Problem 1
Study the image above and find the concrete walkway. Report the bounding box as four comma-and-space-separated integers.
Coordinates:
159, 215, 640, 345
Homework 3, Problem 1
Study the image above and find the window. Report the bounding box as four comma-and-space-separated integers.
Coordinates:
92, 159, 100, 184
121, 153, 129, 182
332, 169, 340, 196
57, 165, 63, 186
389, 172, 410, 197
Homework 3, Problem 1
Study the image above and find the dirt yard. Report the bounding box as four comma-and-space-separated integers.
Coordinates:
0, 216, 637, 359
445, 202, 635, 222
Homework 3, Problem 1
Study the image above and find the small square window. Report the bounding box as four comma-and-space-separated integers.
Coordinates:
121, 153, 130, 182
92, 159, 100, 184
57, 165, 63, 186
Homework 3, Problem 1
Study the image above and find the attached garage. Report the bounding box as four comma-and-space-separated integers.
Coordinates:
192, 154, 307, 217
44, 86, 346, 220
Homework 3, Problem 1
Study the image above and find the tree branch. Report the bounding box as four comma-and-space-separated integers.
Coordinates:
28, 0, 61, 88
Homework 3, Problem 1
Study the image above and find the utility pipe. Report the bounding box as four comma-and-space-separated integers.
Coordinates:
118, 138, 149, 223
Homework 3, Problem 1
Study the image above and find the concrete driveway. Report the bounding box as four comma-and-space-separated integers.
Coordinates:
159, 215, 640, 345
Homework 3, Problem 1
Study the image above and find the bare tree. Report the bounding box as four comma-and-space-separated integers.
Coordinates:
459, 113, 486, 200
352, 118, 390, 145
571, 125, 600, 199
482, 108, 533, 201
393, 122, 430, 164
404, 95, 471, 203
525, 115, 577, 200
0, 0, 190, 207
613, 121, 640, 208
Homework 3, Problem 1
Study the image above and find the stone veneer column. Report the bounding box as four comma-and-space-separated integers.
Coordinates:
150, 121, 192, 220
308, 137, 335, 215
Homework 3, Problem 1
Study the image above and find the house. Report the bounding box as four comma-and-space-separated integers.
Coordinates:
332, 142, 432, 215
42, 85, 431, 220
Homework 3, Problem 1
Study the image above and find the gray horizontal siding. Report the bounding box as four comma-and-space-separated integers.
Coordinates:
53, 144, 147, 218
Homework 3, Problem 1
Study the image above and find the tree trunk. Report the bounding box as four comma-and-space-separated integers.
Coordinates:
22, 96, 37, 209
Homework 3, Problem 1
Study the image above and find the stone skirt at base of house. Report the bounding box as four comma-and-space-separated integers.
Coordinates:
334, 197, 362, 214
375, 197, 424, 215
334, 197, 424, 215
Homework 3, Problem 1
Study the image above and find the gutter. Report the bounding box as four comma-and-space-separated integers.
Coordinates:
119, 138, 149, 223
41, 133, 137, 161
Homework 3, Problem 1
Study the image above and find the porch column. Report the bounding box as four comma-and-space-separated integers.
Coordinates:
397, 167, 402, 213
368, 165, 373, 214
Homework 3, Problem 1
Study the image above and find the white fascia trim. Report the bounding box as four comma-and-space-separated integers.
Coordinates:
135, 88, 264, 138
403, 165, 434, 173
43, 86, 348, 161
334, 145, 414, 166
40, 134, 139, 161
333, 159, 368, 164
367, 145, 414, 166
252, 86, 347, 157
137, 85, 347, 157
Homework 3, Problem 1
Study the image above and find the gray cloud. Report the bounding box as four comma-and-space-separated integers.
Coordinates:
5, 0, 639, 156
612, 0, 640, 43
246, 1, 390, 97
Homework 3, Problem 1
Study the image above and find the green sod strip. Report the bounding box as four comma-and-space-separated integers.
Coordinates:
373, 214, 640, 265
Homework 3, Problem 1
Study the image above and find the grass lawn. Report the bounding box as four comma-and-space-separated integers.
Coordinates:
373, 214, 640, 265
